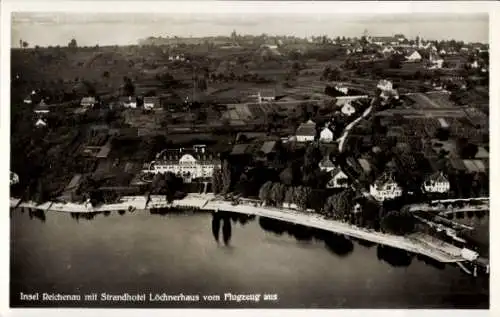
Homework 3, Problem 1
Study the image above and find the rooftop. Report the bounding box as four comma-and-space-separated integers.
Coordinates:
260, 141, 276, 154
231, 144, 251, 156
296, 120, 317, 136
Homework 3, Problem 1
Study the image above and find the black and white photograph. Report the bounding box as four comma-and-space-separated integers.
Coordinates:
3, 0, 495, 313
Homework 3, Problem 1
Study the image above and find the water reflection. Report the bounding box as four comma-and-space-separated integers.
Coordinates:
222, 216, 232, 246
352, 237, 377, 248
211, 211, 257, 246
416, 254, 446, 270
212, 212, 221, 243
12, 208, 474, 275
376, 245, 414, 267
323, 234, 354, 257
28, 209, 46, 223
258, 216, 354, 257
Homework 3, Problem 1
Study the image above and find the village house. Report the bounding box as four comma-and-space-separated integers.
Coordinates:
423, 171, 450, 193
34, 100, 50, 114
369, 36, 399, 46
80, 96, 97, 108
319, 125, 335, 143
381, 46, 395, 55
144, 96, 161, 110
429, 52, 444, 69
10, 172, 19, 186
369, 172, 403, 201
377, 79, 399, 101
319, 155, 336, 172
341, 102, 356, 116
35, 118, 47, 128
335, 85, 349, 95
23, 91, 37, 104
145, 145, 221, 183
470, 60, 480, 69
377, 79, 393, 91
253, 91, 275, 104
394, 34, 406, 43
295, 120, 316, 142
326, 167, 349, 189
119, 96, 137, 108
406, 50, 422, 62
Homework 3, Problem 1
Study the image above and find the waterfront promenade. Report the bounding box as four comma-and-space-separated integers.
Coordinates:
11, 193, 467, 263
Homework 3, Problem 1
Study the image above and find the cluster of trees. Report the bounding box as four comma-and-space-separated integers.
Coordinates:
122, 76, 135, 96
380, 210, 417, 235
212, 159, 231, 195
258, 181, 312, 211
320, 66, 342, 81
149, 172, 184, 203
208, 72, 272, 84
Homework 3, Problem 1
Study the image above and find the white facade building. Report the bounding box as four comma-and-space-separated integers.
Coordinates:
382, 46, 395, 55
335, 85, 349, 95
406, 50, 422, 62
423, 171, 450, 193
370, 172, 403, 201
319, 126, 334, 143
146, 145, 221, 183
144, 97, 160, 110
341, 102, 356, 116
120, 96, 137, 108
377, 79, 393, 91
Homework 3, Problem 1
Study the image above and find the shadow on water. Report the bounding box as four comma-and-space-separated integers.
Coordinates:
213, 211, 256, 246
222, 215, 232, 246
28, 209, 46, 223
376, 245, 414, 268
351, 237, 377, 248
322, 233, 354, 257
415, 254, 446, 270
69, 211, 101, 222
211, 212, 222, 243
258, 216, 354, 257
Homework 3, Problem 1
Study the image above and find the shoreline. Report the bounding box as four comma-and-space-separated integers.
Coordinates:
11, 194, 468, 264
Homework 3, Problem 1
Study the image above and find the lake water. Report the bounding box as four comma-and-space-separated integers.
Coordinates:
10, 208, 489, 308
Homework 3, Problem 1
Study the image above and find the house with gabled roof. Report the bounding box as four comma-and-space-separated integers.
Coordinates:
81, 96, 97, 108
295, 119, 316, 142
341, 102, 356, 116
326, 167, 349, 189
319, 125, 335, 143
423, 171, 450, 193
406, 50, 422, 62
34, 100, 50, 114
144, 96, 161, 110
119, 96, 137, 108
319, 155, 336, 172
35, 118, 47, 128
369, 172, 403, 201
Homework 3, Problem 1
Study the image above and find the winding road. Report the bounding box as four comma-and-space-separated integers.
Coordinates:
337, 101, 374, 152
